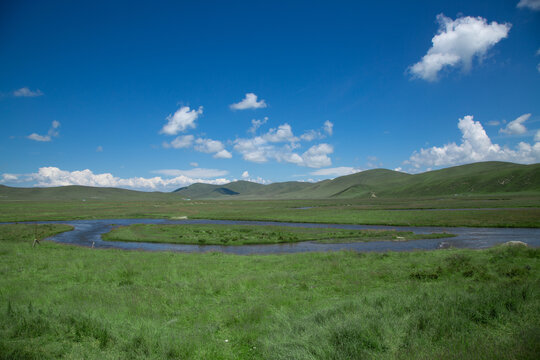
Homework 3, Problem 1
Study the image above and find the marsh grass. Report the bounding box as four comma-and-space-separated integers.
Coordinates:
1, 195, 539, 227
0, 224, 539, 359
102, 224, 455, 245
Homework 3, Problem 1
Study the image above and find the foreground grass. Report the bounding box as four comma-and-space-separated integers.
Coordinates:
1, 224, 539, 359
1, 194, 539, 227
102, 224, 454, 245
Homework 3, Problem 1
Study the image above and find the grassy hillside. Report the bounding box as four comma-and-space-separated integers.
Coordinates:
0, 185, 177, 201
2, 162, 539, 202
174, 162, 540, 199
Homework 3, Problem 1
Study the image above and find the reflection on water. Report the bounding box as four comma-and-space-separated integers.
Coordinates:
15, 218, 540, 254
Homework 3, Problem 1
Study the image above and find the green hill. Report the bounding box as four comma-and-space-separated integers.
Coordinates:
173, 162, 540, 199
2, 162, 539, 201
0, 185, 175, 201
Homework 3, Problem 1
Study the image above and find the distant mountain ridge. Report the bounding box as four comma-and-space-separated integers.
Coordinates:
173, 161, 540, 199
1, 162, 539, 201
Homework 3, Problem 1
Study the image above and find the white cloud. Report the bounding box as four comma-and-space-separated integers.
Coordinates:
163, 135, 194, 149
190, 162, 198, 167
486, 120, 500, 126
299, 130, 319, 142
310, 167, 361, 177
499, 113, 531, 135
160, 106, 202, 135
14, 87, 43, 97
517, 0, 540, 10
300, 143, 333, 168
192, 138, 233, 159
27, 133, 52, 142
96, 146, 103, 152
27, 121, 61, 142
406, 115, 540, 169
300, 121, 334, 141
263, 123, 298, 143
0, 173, 19, 182
241, 171, 249, 178
534, 130, 540, 142
152, 168, 228, 178
195, 138, 225, 153
230, 93, 267, 110
409, 14, 511, 81
234, 123, 334, 168
10, 167, 231, 191
324, 120, 333, 135
214, 149, 232, 159
248, 117, 268, 134
241, 175, 271, 184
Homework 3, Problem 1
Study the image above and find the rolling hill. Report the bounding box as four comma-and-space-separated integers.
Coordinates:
1, 162, 539, 201
172, 161, 540, 199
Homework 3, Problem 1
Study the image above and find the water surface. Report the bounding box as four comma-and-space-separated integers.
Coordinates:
19, 218, 540, 254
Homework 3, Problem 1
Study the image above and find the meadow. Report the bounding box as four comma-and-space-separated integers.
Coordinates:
102, 224, 454, 246
0, 224, 539, 359
1, 194, 539, 227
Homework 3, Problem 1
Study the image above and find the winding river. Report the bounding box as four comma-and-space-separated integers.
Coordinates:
19, 218, 540, 254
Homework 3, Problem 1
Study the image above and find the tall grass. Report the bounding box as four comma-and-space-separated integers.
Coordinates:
103, 224, 454, 245
0, 224, 539, 359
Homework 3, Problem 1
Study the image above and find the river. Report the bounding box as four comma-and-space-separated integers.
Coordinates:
22, 218, 540, 254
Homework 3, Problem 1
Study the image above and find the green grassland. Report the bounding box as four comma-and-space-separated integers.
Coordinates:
1, 162, 539, 227
1, 195, 539, 227
1, 224, 539, 359
171, 162, 540, 199
102, 224, 454, 245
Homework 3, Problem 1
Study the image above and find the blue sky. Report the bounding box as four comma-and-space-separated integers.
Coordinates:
1, 0, 539, 190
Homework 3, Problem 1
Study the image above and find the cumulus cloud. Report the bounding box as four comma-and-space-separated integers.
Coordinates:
3, 167, 231, 191
409, 14, 510, 81
160, 106, 202, 135
1, 173, 19, 182
234, 122, 334, 168
310, 166, 361, 177
248, 117, 268, 134
263, 124, 298, 143
499, 113, 530, 135
14, 87, 43, 97
324, 120, 333, 135
195, 138, 224, 153
194, 138, 232, 159
534, 130, 540, 142
241, 171, 249, 178
214, 149, 233, 159
230, 93, 267, 110
163, 135, 194, 149
517, 0, 540, 10
152, 168, 228, 178
300, 121, 334, 141
27, 121, 61, 142
406, 115, 540, 169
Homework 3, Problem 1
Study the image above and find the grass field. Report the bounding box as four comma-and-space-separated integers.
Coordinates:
1, 194, 540, 227
102, 224, 454, 245
1, 224, 539, 359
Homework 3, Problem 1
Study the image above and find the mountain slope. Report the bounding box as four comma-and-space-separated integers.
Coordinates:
2, 162, 539, 201
173, 162, 540, 199
0, 185, 175, 201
